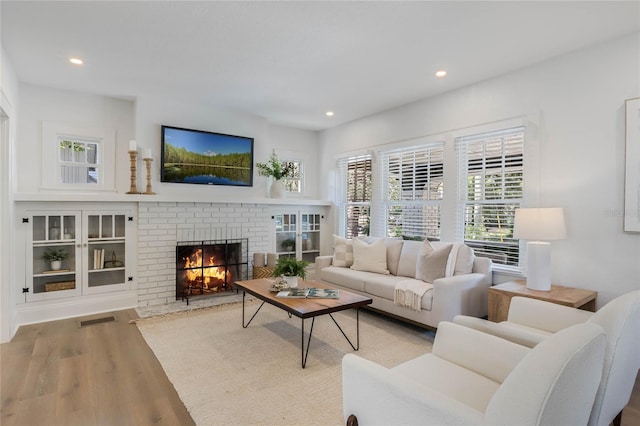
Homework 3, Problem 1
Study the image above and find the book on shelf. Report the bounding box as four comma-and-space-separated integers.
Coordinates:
93, 249, 105, 269
276, 288, 340, 299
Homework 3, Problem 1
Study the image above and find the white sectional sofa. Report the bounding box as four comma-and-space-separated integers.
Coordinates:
315, 238, 492, 329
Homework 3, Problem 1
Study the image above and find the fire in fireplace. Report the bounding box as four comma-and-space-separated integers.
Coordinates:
176, 239, 248, 302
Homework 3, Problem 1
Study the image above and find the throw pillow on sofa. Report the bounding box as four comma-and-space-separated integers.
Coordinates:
416, 243, 453, 283
351, 238, 390, 274
332, 235, 354, 267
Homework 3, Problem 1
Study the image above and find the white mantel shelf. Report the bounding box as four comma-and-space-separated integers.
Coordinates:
13, 192, 332, 206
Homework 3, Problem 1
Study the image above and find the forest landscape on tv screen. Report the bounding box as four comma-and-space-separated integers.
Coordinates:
161, 126, 254, 186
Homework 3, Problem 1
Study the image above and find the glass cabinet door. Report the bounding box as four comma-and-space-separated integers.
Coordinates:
84, 212, 128, 294
300, 213, 321, 263
274, 213, 297, 258
27, 212, 81, 301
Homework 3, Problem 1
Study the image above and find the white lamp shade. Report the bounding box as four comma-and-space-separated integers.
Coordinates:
514, 208, 567, 241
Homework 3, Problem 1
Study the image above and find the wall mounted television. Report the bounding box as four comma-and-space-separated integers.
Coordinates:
161, 125, 254, 186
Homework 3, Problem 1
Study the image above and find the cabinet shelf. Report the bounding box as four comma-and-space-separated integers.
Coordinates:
89, 266, 125, 273
34, 270, 76, 278
33, 241, 76, 247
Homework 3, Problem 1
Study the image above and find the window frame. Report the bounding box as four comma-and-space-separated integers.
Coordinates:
41, 122, 116, 192
337, 154, 372, 238
380, 142, 445, 241
456, 126, 525, 271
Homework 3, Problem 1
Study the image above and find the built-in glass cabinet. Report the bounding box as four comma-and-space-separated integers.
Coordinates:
26, 209, 133, 302
274, 211, 322, 263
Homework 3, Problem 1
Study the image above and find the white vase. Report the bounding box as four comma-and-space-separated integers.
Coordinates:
283, 275, 299, 288
50, 260, 62, 271
270, 179, 285, 198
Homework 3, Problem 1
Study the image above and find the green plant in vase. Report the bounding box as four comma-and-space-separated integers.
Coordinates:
42, 247, 69, 271
272, 256, 309, 288
280, 238, 296, 252
255, 152, 294, 198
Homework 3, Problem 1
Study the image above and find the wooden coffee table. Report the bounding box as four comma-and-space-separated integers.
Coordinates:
234, 278, 373, 368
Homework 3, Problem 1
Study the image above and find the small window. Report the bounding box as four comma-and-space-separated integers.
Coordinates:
59, 137, 101, 184
41, 122, 115, 192
283, 160, 302, 193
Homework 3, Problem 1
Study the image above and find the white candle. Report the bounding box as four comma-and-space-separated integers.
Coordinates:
129, 140, 137, 152
143, 148, 152, 159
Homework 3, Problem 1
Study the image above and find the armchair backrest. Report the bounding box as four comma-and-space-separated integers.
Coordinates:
485, 323, 606, 426
587, 290, 640, 426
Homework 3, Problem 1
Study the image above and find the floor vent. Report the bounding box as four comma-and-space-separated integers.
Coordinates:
80, 316, 116, 327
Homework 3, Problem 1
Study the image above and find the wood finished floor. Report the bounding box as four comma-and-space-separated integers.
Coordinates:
1, 309, 194, 426
1, 308, 639, 426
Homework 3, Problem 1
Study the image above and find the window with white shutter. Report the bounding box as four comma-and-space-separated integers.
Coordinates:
457, 127, 524, 268
337, 155, 372, 238
381, 143, 444, 240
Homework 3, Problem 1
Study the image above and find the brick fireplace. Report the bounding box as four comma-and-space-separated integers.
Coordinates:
137, 202, 272, 307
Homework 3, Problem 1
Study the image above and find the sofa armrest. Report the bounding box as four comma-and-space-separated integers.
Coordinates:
430, 273, 492, 323
433, 322, 529, 383
453, 315, 547, 348
507, 297, 594, 332
342, 354, 484, 425
314, 255, 333, 272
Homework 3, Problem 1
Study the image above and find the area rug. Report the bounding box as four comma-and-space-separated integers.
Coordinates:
136, 302, 434, 425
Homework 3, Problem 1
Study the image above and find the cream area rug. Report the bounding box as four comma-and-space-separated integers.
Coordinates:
136, 302, 434, 425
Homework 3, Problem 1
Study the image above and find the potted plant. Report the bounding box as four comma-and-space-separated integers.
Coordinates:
255, 152, 294, 198
272, 256, 309, 288
280, 238, 296, 252
42, 247, 69, 271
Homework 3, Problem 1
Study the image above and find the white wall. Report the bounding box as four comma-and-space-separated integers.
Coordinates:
1, 46, 19, 343
134, 94, 319, 200
15, 84, 135, 193
318, 33, 640, 306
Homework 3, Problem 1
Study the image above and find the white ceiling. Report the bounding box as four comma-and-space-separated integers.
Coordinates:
2, 1, 639, 131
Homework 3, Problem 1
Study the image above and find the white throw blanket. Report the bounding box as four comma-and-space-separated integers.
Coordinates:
394, 280, 431, 312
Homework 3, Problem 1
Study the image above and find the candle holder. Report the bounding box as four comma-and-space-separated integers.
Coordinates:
143, 157, 156, 195
126, 150, 139, 194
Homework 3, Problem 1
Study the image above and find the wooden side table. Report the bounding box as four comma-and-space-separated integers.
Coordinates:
488, 281, 597, 322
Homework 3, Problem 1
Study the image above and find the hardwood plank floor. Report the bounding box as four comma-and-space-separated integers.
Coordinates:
1, 308, 639, 426
1, 309, 194, 426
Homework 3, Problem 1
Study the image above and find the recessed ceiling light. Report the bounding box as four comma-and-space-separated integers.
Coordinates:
69, 58, 83, 65
326, 111, 334, 117
435, 70, 447, 77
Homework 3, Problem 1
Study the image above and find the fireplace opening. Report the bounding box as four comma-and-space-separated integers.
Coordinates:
176, 239, 248, 302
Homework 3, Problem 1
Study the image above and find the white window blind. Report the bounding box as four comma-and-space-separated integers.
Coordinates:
337, 154, 372, 238
381, 143, 444, 240
457, 126, 524, 267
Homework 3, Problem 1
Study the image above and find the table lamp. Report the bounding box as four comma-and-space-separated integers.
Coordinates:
513, 208, 566, 291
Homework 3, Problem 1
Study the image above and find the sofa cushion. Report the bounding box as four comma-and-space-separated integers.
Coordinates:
319, 266, 368, 292
386, 238, 404, 275
396, 240, 427, 278
366, 276, 434, 311
454, 244, 476, 275
351, 238, 389, 274
416, 244, 453, 283
393, 353, 500, 413
332, 235, 354, 267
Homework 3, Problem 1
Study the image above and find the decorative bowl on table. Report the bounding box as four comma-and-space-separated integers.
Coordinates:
269, 279, 291, 293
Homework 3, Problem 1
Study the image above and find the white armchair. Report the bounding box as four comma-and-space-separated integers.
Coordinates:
342, 321, 606, 425
454, 290, 640, 426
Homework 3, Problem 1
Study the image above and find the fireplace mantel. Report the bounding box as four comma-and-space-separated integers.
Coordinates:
13, 192, 331, 206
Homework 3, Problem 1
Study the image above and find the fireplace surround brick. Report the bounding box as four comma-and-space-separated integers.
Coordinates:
137, 202, 271, 306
